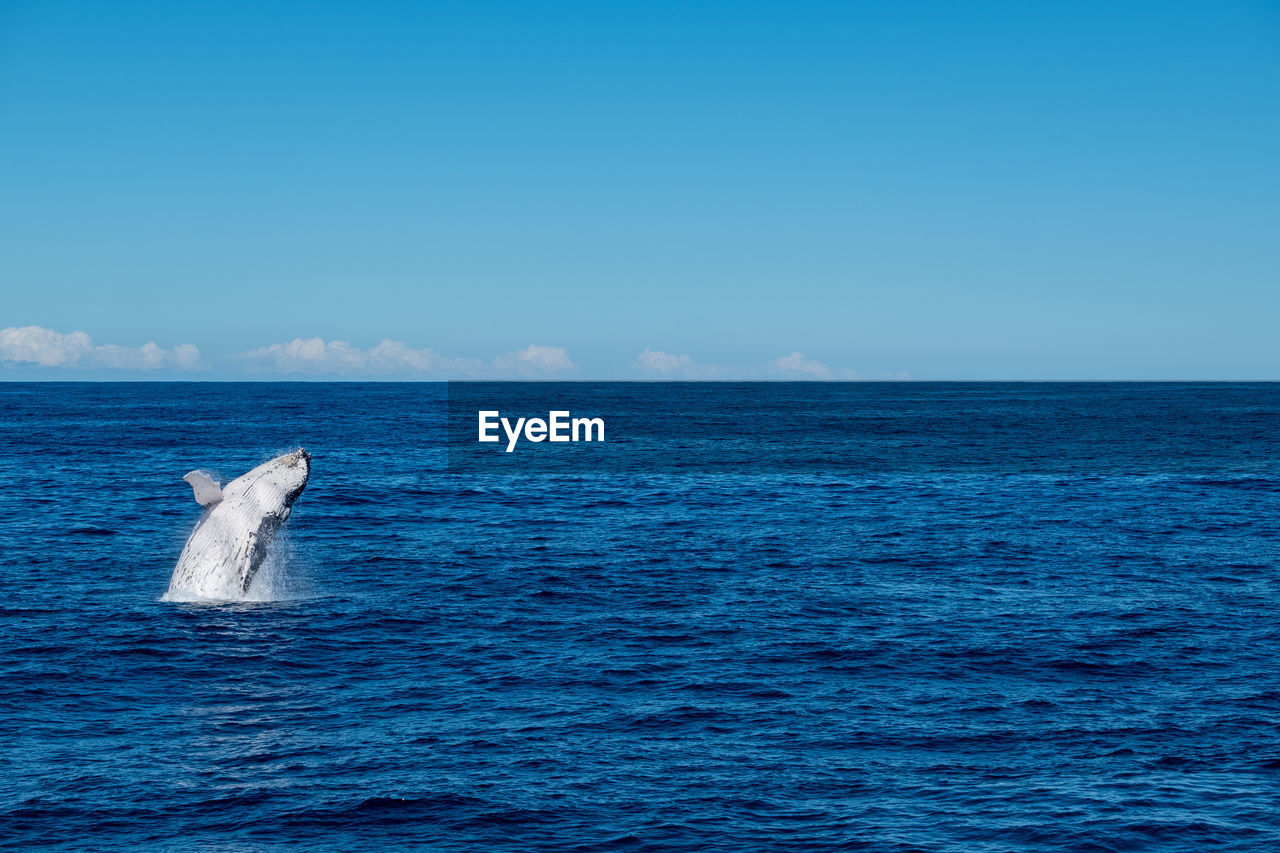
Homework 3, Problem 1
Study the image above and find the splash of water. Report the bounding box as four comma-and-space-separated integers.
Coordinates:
241, 533, 313, 602
162, 530, 313, 604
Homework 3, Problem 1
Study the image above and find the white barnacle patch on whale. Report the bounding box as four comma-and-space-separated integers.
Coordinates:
164, 449, 311, 601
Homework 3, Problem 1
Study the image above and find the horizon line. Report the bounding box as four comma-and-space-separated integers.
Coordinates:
3, 378, 1279, 385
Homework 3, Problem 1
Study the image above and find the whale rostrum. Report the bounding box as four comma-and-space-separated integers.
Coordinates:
165, 449, 311, 600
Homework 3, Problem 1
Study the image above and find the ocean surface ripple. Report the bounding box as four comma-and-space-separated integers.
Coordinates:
1, 383, 1279, 851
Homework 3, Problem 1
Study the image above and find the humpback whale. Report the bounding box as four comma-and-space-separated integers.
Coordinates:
164, 449, 311, 601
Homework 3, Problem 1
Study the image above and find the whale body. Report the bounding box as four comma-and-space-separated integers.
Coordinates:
164, 449, 311, 601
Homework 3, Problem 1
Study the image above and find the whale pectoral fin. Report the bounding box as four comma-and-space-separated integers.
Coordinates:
183, 470, 224, 507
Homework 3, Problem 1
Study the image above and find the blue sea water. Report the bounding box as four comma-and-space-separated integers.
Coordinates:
2, 382, 1280, 851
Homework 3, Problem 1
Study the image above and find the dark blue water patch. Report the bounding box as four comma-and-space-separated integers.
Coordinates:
447, 381, 1280, 475
1, 383, 1279, 851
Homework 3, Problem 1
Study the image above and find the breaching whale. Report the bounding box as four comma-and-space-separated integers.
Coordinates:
164, 449, 311, 601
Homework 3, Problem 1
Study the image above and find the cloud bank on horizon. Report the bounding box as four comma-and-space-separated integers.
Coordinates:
0, 325, 203, 372
1, 326, 888, 379
236, 338, 576, 378
631, 348, 895, 380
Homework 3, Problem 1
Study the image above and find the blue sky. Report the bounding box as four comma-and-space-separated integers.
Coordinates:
2, 0, 1278, 379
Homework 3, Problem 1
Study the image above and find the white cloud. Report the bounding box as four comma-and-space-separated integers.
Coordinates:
632, 349, 734, 379
633, 348, 865, 379
491, 344, 576, 377
766, 351, 841, 379
0, 326, 203, 371
0, 326, 90, 366
94, 341, 202, 370
364, 339, 481, 375
235, 338, 574, 378
635, 348, 694, 375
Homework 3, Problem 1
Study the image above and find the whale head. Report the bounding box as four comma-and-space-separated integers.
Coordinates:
270, 448, 311, 507
220, 447, 311, 516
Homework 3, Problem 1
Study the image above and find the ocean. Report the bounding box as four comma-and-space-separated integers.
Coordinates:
2, 382, 1279, 851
